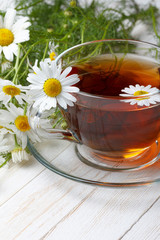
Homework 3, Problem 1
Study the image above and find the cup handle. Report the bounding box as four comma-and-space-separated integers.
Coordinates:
28, 105, 80, 143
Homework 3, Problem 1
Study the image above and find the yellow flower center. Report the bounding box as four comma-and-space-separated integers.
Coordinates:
3, 85, 21, 97
134, 90, 149, 101
15, 116, 31, 132
133, 90, 148, 96
0, 28, 14, 46
49, 52, 56, 61
43, 78, 62, 97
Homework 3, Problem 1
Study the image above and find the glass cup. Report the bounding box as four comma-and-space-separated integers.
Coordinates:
29, 39, 160, 171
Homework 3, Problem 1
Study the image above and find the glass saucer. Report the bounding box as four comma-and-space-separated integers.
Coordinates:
27, 139, 160, 188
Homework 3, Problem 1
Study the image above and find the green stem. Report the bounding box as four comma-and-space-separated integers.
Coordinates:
14, 134, 19, 147
16, 0, 43, 11
101, 21, 111, 40
151, 7, 160, 39
81, 21, 85, 43
23, 103, 28, 115
101, 8, 126, 18
13, 44, 21, 84
42, 40, 49, 61
0, 155, 11, 168
15, 39, 49, 81
4, 67, 15, 79
52, 117, 63, 128
60, 20, 83, 41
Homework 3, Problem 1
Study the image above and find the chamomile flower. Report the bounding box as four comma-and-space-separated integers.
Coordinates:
11, 147, 30, 163
0, 103, 40, 148
120, 84, 160, 106
0, 8, 31, 61
0, 79, 29, 106
27, 60, 80, 111
29, 106, 60, 139
45, 41, 59, 63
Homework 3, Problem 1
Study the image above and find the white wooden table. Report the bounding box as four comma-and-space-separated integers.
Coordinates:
0, 139, 160, 240
1, 0, 160, 239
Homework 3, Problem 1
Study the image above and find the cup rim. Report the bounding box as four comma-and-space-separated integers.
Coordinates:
55, 39, 160, 101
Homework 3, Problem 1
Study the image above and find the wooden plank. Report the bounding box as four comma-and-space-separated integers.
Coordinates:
0, 155, 95, 239
120, 195, 160, 240
0, 140, 70, 206
0, 143, 160, 240
37, 185, 160, 240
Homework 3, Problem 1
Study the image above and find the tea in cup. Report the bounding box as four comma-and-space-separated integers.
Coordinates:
31, 40, 160, 170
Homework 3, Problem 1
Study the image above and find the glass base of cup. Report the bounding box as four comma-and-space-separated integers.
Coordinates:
75, 140, 160, 171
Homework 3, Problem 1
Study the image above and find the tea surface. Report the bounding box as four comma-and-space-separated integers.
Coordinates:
72, 54, 160, 96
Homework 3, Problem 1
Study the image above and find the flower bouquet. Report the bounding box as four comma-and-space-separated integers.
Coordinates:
0, 0, 159, 167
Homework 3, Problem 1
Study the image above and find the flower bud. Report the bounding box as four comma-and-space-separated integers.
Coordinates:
70, 0, 76, 7
61, 121, 68, 130
64, 10, 72, 17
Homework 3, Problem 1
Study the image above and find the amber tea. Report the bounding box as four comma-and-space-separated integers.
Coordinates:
63, 54, 160, 158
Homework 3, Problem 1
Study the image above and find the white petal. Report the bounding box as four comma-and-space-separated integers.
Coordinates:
0, 79, 12, 86
12, 17, 31, 32
135, 84, 141, 90
3, 46, 14, 61
27, 130, 40, 143
130, 100, 137, 105
22, 134, 27, 149
119, 93, 133, 97
143, 85, 151, 91
46, 98, 57, 109
4, 9, 16, 30
29, 85, 42, 90
0, 92, 4, 98
121, 99, 131, 103
63, 98, 74, 107
32, 66, 47, 80
40, 61, 51, 78
1, 95, 10, 106
27, 74, 43, 84
15, 95, 23, 104
144, 100, 150, 106
137, 100, 145, 106
14, 30, 30, 43
27, 73, 40, 83
0, 15, 3, 28
139, 85, 144, 90
50, 97, 57, 107
152, 95, 160, 102
39, 99, 56, 111
51, 64, 61, 79
149, 87, 159, 94
63, 86, 79, 92
61, 76, 80, 86
60, 67, 72, 79
129, 85, 137, 91
121, 88, 135, 94
51, 60, 58, 72
7, 43, 18, 55
8, 103, 23, 117
57, 97, 67, 109
149, 99, 156, 104
60, 92, 77, 102
33, 97, 45, 108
